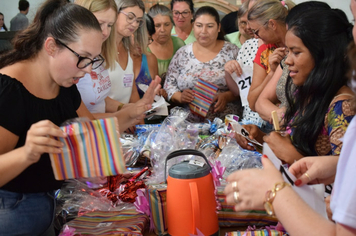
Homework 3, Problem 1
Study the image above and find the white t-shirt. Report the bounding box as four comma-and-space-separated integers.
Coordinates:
108, 53, 134, 104
331, 117, 356, 229
76, 64, 111, 113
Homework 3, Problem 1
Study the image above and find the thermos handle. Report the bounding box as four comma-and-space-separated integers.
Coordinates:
190, 182, 201, 234
164, 149, 212, 182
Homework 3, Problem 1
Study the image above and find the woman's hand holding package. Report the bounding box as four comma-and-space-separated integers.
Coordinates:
25, 120, 66, 163
224, 156, 284, 211
289, 155, 339, 187
180, 89, 195, 103
234, 124, 265, 151
263, 131, 302, 164
213, 92, 228, 113
224, 60, 242, 76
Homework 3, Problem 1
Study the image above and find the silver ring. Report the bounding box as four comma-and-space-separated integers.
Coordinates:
233, 191, 240, 203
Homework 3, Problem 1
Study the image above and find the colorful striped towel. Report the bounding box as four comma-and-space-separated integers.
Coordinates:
189, 78, 218, 117
64, 209, 148, 235
49, 117, 126, 180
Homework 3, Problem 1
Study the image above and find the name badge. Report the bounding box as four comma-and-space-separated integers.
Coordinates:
123, 74, 134, 87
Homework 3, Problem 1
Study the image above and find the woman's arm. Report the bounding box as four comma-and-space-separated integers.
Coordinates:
147, 52, 158, 79
247, 63, 271, 111
255, 65, 283, 122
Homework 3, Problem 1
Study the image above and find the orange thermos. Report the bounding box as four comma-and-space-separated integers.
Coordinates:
165, 149, 219, 236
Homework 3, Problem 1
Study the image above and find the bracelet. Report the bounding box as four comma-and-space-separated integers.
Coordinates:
117, 103, 124, 111
263, 182, 291, 216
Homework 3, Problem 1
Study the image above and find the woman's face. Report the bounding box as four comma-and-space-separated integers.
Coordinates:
194, 14, 220, 47
238, 13, 254, 39
248, 19, 276, 44
51, 29, 103, 87
93, 8, 117, 42
116, 6, 143, 38
152, 14, 173, 44
172, 1, 192, 29
0, 15, 4, 28
284, 30, 315, 86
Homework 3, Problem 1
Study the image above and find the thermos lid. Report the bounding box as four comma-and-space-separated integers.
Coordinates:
169, 160, 211, 179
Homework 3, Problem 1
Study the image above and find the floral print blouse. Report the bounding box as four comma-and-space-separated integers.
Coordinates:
164, 41, 240, 121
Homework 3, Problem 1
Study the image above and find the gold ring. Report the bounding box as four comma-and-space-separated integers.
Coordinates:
304, 172, 312, 181
233, 191, 240, 203
232, 181, 238, 192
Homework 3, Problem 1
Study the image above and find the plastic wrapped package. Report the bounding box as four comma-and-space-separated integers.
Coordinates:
216, 138, 262, 177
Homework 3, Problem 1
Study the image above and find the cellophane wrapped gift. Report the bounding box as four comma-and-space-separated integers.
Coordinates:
225, 229, 287, 236
146, 184, 168, 235
49, 117, 126, 180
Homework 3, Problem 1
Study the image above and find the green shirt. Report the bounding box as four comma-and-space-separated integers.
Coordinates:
226, 31, 242, 48
171, 26, 196, 45
147, 36, 185, 77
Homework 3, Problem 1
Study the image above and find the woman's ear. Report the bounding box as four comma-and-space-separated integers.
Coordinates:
269, 19, 277, 31
218, 23, 221, 32
44, 37, 58, 56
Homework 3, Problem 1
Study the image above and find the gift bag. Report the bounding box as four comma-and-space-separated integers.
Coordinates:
49, 117, 126, 180
146, 184, 168, 235
189, 78, 218, 117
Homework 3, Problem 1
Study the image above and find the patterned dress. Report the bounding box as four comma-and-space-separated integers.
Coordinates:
164, 41, 240, 121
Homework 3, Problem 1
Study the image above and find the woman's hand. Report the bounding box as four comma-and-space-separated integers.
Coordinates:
180, 89, 195, 104
24, 120, 66, 163
213, 92, 228, 113
268, 47, 287, 73
121, 76, 161, 127
158, 88, 168, 100
263, 132, 302, 164
224, 156, 284, 211
289, 155, 338, 186
234, 124, 265, 151
224, 60, 242, 76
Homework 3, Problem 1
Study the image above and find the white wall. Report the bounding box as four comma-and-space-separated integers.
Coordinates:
0, 0, 353, 29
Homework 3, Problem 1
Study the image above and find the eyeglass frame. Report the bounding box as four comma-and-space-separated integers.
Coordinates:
251, 21, 269, 38
55, 38, 104, 70
120, 11, 144, 27
172, 10, 191, 18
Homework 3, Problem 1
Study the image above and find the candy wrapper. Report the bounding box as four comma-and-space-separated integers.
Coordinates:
50, 117, 126, 180
189, 78, 218, 117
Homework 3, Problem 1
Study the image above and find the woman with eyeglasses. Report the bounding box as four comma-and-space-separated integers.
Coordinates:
0, 0, 102, 234
108, 0, 147, 108
164, 6, 240, 121
148, 4, 185, 81
170, 0, 196, 44
246, 0, 295, 113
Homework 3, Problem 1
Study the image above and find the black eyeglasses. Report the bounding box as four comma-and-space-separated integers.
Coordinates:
251, 21, 268, 38
120, 11, 144, 27
172, 10, 191, 18
55, 39, 104, 70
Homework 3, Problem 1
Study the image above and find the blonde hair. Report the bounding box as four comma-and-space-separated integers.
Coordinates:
75, 0, 118, 70
115, 0, 148, 54
248, 0, 295, 25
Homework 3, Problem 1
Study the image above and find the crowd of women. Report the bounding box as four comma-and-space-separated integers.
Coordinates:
0, 0, 355, 234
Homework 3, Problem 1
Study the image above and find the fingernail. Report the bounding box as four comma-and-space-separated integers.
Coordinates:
295, 179, 302, 186
262, 155, 268, 158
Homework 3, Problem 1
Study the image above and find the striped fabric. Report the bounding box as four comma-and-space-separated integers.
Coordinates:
64, 210, 148, 235
225, 229, 287, 236
189, 78, 218, 117
49, 117, 126, 180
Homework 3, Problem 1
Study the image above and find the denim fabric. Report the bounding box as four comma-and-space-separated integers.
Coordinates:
0, 189, 55, 236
